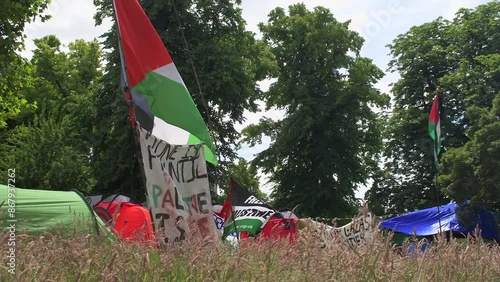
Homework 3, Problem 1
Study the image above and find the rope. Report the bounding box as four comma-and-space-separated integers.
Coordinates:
171, 0, 220, 160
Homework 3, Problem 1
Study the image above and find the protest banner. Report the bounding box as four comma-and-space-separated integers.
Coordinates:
139, 128, 218, 245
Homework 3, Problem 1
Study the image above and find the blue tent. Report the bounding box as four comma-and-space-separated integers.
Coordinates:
380, 202, 499, 241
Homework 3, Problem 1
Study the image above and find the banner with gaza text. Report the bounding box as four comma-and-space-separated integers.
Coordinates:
306, 213, 374, 248
138, 127, 219, 245
330, 213, 374, 248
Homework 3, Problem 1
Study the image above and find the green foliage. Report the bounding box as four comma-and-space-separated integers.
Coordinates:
244, 4, 388, 218
87, 22, 144, 199
368, 19, 453, 214
0, 0, 50, 64
439, 95, 500, 210
0, 36, 102, 194
144, 0, 278, 191
0, 113, 94, 193
0, 0, 51, 128
368, 2, 500, 213
0, 57, 37, 129
92, 0, 277, 198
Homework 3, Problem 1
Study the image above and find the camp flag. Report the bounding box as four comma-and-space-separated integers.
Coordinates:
223, 178, 275, 238
138, 127, 219, 245
113, 0, 218, 165
428, 93, 441, 166
213, 213, 224, 232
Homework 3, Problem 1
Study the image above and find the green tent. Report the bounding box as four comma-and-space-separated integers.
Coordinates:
1, 184, 111, 236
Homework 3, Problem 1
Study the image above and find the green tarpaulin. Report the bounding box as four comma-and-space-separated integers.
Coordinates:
1, 184, 109, 236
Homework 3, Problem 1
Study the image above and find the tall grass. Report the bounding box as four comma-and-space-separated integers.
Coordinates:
1, 228, 499, 281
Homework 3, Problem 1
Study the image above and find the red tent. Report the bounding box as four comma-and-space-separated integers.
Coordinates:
113, 203, 155, 243
260, 214, 299, 243
94, 201, 155, 243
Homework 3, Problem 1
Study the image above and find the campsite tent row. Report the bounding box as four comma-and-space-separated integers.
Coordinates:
2, 185, 498, 245
1, 185, 302, 244
0, 185, 153, 242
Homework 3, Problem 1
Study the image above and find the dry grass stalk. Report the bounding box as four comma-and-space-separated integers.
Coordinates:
0, 226, 499, 281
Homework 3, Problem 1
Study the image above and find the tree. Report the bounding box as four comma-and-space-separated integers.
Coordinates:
243, 4, 388, 218
0, 58, 35, 130
0, 113, 94, 193
0, 0, 50, 128
439, 65, 500, 210
0, 36, 102, 193
92, 0, 276, 198
85, 21, 143, 199
364, 166, 399, 216
368, 2, 500, 213
0, 0, 50, 63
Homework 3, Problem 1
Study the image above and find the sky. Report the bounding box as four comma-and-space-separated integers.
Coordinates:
21, 0, 490, 199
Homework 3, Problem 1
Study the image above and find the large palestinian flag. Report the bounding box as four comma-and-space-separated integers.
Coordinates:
113, 0, 217, 165
222, 178, 275, 238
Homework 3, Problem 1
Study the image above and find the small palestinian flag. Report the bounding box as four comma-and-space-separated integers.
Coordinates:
428, 93, 441, 166
222, 178, 275, 238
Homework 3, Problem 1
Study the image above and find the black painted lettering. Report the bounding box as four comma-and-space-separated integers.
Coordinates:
197, 192, 208, 214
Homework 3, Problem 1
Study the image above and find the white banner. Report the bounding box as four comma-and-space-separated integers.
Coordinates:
305, 213, 374, 248
330, 213, 373, 248
139, 128, 218, 245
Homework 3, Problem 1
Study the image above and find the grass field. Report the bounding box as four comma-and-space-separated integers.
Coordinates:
1, 228, 499, 282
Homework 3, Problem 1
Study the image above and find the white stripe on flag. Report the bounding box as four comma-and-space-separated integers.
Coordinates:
153, 63, 186, 87
152, 117, 190, 145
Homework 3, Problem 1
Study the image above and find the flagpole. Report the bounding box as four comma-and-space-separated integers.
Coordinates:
432, 91, 443, 235
434, 142, 443, 235
112, 0, 135, 130
228, 178, 240, 245
229, 203, 241, 245
111, 0, 150, 207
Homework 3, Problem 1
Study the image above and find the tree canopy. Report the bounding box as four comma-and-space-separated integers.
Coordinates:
91, 0, 277, 200
0, 36, 102, 192
242, 4, 388, 217
0, 0, 51, 129
366, 1, 500, 213
1, 0, 498, 218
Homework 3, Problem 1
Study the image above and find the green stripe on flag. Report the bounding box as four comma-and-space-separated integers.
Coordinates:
224, 218, 263, 237
132, 71, 217, 165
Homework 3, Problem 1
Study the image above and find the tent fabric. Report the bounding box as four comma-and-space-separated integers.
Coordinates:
0, 184, 103, 235
86, 193, 141, 207
113, 203, 155, 243
95, 201, 124, 218
100, 194, 141, 205
380, 202, 499, 241
260, 213, 299, 243
212, 203, 223, 214
279, 208, 299, 219
93, 206, 113, 224
94, 201, 155, 243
